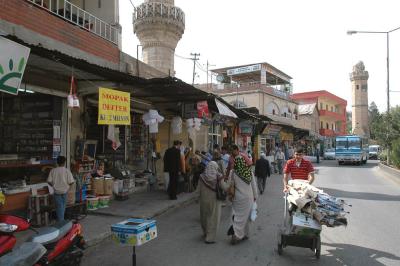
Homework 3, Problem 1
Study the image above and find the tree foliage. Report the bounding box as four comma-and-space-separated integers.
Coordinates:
369, 105, 400, 166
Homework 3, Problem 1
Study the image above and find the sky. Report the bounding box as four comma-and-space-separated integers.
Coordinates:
119, 0, 400, 113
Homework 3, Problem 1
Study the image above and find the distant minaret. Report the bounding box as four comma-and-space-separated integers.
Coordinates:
350, 61, 369, 137
133, 0, 185, 76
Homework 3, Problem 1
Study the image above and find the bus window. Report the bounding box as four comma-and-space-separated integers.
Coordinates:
336, 138, 347, 149
348, 138, 361, 149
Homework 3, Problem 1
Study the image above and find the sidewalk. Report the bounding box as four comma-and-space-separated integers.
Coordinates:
82, 190, 199, 247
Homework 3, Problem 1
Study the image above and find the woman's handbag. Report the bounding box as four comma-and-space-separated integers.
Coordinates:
216, 179, 227, 201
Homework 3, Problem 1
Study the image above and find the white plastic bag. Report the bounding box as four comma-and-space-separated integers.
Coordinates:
250, 201, 258, 221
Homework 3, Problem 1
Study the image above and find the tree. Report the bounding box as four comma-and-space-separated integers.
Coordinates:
368, 102, 381, 140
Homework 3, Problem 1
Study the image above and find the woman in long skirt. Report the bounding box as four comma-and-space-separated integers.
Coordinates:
229, 156, 258, 244
199, 152, 224, 244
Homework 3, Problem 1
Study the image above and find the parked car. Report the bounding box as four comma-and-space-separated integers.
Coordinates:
323, 148, 335, 160
368, 145, 381, 160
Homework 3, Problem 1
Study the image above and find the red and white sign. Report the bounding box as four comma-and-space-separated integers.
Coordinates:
197, 101, 209, 118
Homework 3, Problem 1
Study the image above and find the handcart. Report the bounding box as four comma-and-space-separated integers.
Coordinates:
277, 193, 321, 259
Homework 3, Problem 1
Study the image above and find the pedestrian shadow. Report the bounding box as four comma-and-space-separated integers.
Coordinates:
319, 160, 379, 169
323, 242, 400, 265
319, 187, 400, 202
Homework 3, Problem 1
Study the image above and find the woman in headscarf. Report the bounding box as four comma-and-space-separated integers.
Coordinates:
199, 151, 224, 244
228, 155, 258, 245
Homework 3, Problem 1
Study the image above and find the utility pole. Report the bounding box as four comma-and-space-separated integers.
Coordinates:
190, 53, 200, 85
206, 60, 216, 91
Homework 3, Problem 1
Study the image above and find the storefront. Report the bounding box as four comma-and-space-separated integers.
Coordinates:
260, 124, 281, 155
0, 86, 69, 212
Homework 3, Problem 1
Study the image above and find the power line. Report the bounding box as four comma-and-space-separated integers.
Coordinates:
174, 53, 192, 60
128, 0, 136, 9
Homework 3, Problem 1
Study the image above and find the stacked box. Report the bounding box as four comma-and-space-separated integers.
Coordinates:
111, 218, 157, 246
291, 212, 321, 236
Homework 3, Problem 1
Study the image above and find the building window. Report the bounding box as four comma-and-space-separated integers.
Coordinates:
320, 103, 323, 110
266, 102, 280, 116
326, 104, 328, 110
362, 84, 368, 91
321, 121, 323, 129
331, 123, 334, 130
331, 106, 333, 112
326, 122, 329, 129
356, 85, 359, 90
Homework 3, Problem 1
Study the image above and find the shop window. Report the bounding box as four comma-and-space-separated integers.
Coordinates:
208, 122, 221, 152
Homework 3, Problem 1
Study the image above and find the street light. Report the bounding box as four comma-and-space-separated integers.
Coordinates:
347, 27, 400, 165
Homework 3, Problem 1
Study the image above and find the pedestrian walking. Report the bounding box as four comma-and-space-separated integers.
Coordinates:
47, 156, 75, 222
226, 145, 252, 177
255, 152, 271, 194
288, 146, 294, 159
275, 148, 285, 174
199, 151, 224, 244
282, 147, 315, 192
228, 156, 258, 245
163, 140, 182, 200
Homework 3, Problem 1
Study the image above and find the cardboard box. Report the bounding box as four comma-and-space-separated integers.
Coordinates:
291, 212, 321, 236
111, 218, 157, 246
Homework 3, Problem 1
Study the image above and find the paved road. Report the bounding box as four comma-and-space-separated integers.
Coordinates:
82, 160, 400, 266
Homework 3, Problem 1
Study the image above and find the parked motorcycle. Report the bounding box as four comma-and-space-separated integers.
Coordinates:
0, 213, 85, 266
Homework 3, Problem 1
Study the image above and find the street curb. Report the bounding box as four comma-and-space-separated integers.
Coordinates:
378, 163, 400, 184
85, 193, 199, 247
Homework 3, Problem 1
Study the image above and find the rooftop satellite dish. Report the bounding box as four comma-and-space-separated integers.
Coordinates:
216, 74, 225, 82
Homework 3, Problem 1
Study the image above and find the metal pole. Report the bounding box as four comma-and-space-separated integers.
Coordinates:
132, 246, 136, 266
386, 33, 390, 165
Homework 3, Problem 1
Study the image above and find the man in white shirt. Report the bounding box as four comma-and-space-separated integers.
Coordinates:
275, 148, 286, 174
47, 156, 75, 221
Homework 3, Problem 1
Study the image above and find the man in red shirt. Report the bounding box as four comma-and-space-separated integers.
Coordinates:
282, 148, 315, 192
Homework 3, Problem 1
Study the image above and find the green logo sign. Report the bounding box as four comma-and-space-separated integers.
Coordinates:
0, 37, 30, 95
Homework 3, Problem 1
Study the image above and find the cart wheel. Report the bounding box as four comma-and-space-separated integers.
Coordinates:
315, 236, 321, 259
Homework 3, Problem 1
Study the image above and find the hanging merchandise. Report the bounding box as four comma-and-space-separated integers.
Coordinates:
142, 109, 164, 133
67, 76, 80, 108
108, 125, 121, 150
171, 116, 182, 134
186, 118, 202, 139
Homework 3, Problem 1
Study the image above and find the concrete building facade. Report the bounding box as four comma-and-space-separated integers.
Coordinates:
291, 90, 347, 148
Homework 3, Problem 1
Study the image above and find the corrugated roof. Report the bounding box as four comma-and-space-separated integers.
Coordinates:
298, 103, 317, 115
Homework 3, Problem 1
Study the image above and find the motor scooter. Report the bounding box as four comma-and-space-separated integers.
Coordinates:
0, 213, 85, 266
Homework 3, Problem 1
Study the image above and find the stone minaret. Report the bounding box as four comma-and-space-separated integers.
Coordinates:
133, 0, 185, 76
350, 61, 369, 137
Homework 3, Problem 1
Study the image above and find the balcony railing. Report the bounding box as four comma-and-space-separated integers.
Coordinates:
211, 82, 291, 100
27, 0, 118, 45
133, 2, 185, 27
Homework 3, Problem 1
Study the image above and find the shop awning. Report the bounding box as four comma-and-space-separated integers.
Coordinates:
215, 99, 237, 118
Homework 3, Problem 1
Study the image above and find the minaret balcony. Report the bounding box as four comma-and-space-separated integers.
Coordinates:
133, 2, 185, 33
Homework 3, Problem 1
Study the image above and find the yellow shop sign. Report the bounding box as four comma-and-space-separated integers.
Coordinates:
98, 87, 131, 125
